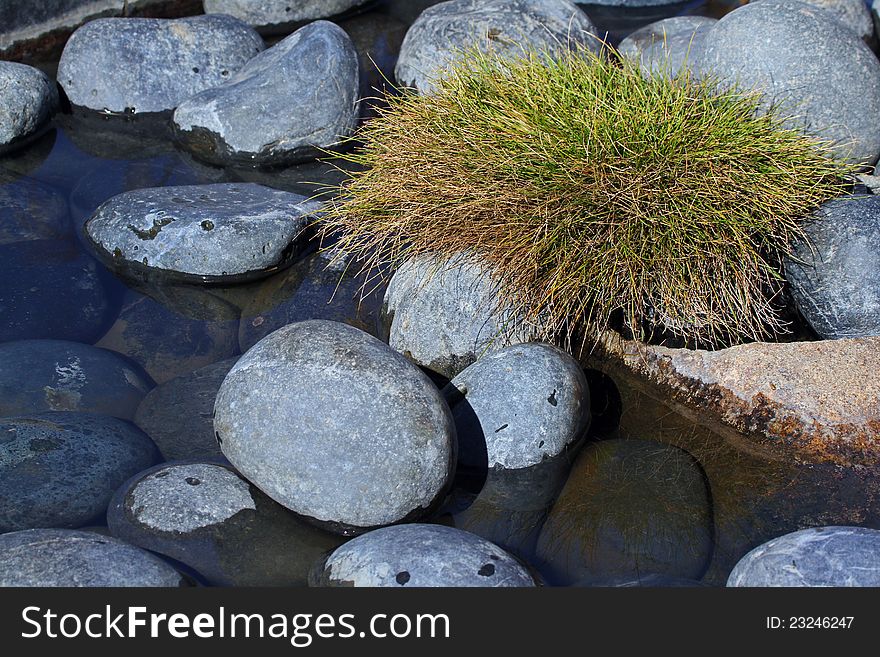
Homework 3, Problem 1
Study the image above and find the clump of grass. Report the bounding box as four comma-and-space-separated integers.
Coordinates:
320, 46, 854, 347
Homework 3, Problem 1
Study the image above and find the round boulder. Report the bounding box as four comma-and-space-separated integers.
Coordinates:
0, 412, 160, 532
0, 61, 58, 150
442, 343, 590, 470
312, 523, 536, 587
695, 0, 880, 165
728, 526, 880, 586
785, 194, 880, 339
172, 21, 359, 166
395, 0, 600, 94
0, 339, 154, 419
57, 15, 264, 114
0, 529, 186, 587
214, 320, 455, 533
618, 16, 716, 78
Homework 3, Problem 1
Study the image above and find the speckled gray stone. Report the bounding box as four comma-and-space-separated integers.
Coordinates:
753, 0, 874, 42
108, 462, 344, 586
727, 526, 880, 586
133, 357, 236, 460
617, 16, 715, 77
239, 249, 384, 351
395, 0, 600, 94
85, 183, 321, 283
443, 343, 590, 470
313, 523, 536, 587
172, 21, 359, 167
383, 253, 536, 380
0, 412, 160, 532
95, 290, 240, 385
695, 0, 880, 165
0, 175, 68, 244
214, 320, 455, 533
204, 0, 370, 29
0, 61, 58, 149
535, 439, 713, 585
0, 528, 186, 587
784, 195, 880, 339
0, 340, 154, 419
0, 239, 114, 344
57, 15, 264, 114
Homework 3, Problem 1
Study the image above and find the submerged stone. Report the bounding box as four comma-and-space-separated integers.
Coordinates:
313, 523, 536, 587
0, 528, 186, 587
172, 21, 359, 167
0, 339, 153, 419
85, 183, 321, 283
57, 14, 264, 113
0, 175, 68, 244
0, 412, 160, 532
214, 320, 455, 533
108, 462, 344, 586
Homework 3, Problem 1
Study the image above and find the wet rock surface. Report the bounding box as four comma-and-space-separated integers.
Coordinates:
108, 462, 344, 586
0, 339, 154, 419
396, 0, 599, 93
313, 523, 536, 587
214, 320, 455, 533
173, 21, 359, 166
57, 14, 264, 113
728, 526, 880, 586
0, 61, 59, 150
0, 412, 160, 532
0, 528, 187, 586
535, 438, 713, 585
133, 357, 235, 461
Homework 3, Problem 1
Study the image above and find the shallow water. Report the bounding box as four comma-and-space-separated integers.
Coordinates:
2, 0, 878, 586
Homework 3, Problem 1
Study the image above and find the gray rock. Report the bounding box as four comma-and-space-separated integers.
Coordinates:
383, 253, 536, 380
85, 183, 321, 283
753, 0, 874, 43
574, 0, 684, 5
727, 526, 880, 586
695, 0, 880, 165
442, 343, 590, 470
95, 290, 240, 385
0, 339, 154, 420
313, 523, 536, 587
133, 358, 236, 460
214, 320, 455, 533
395, 0, 600, 94
203, 0, 370, 30
0, 239, 114, 343
172, 21, 359, 167
784, 194, 880, 339
0, 175, 68, 244
239, 248, 385, 351
57, 14, 264, 114
108, 462, 344, 586
0, 61, 58, 150
535, 439, 713, 585
0, 528, 186, 587
0, 412, 160, 532
617, 16, 716, 77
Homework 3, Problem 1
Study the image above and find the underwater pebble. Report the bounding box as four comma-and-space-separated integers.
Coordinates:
108, 461, 344, 586
214, 319, 455, 533
0, 412, 160, 532
173, 21, 359, 167
313, 523, 536, 587
443, 343, 590, 470
0, 339, 153, 419
57, 15, 264, 113
0, 528, 186, 587
727, 526, 880, 586
0, 175, 68, 244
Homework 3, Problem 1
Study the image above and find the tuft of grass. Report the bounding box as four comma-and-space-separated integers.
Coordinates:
319, 46, 855, 347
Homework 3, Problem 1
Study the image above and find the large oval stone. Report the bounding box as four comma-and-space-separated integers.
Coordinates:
312, 523, 536, 587
0, 412, 160, 532
0, 61, 58, 150
57, 15, 264, 114
214, 319, 455, 533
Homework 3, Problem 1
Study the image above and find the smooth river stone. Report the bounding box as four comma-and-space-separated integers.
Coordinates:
203, 0, 371, 30
0, 61, 58, 150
